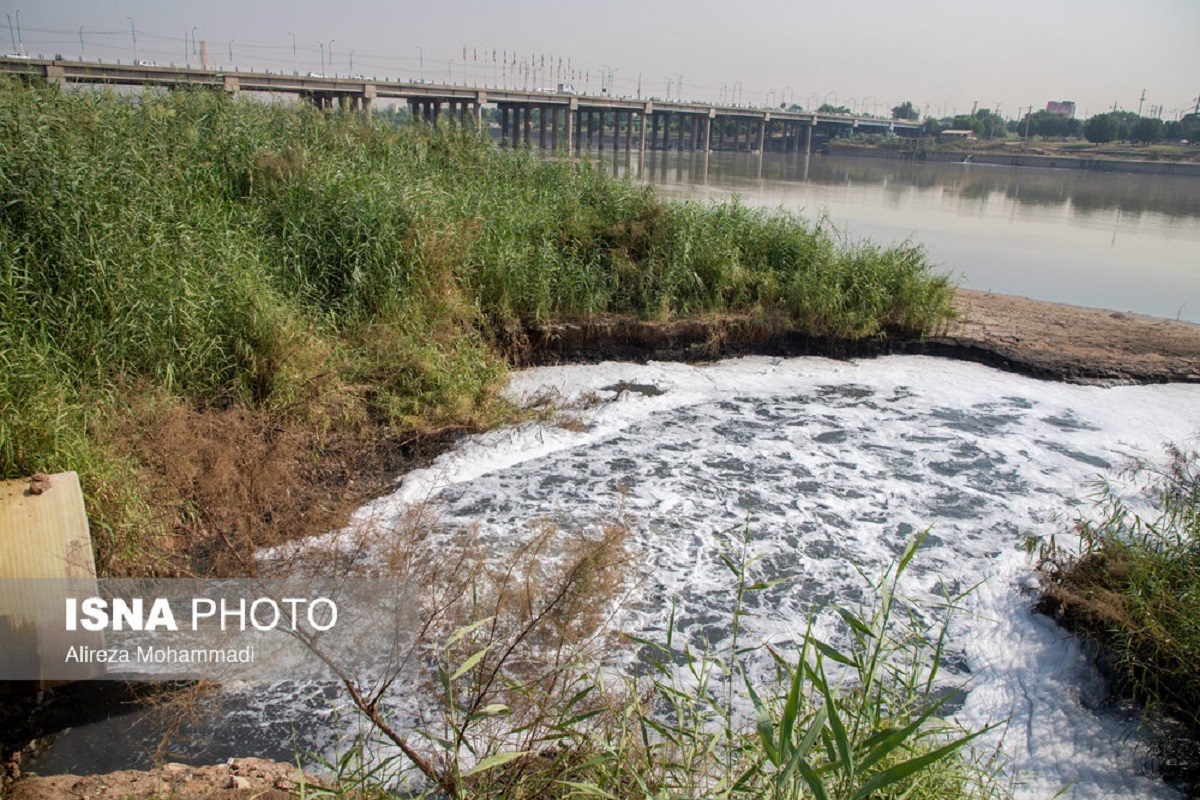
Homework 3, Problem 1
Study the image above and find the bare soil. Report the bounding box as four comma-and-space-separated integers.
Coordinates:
7, 758, 320, 799
937, 289, 1200, 384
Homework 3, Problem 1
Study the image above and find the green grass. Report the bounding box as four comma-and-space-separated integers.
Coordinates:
0, 81, 955, 567
1036, 443, 1200, 782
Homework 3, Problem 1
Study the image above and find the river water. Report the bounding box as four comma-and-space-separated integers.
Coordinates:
27, 155, 1200, 797
596, 149, 1200, 322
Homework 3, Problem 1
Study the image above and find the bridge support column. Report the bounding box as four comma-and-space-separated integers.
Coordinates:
703, 113, 712, 152
756, 119, 766, 153
523, 106, 532, 146
538, 106, 547, 149
574, 109, 582, 152
500, 105, 509, 146
805, 120, 813, 155
675, 114, 684, 151
223, 75, 239, 97
551, 108, 560, 150
625, 111, 633, 152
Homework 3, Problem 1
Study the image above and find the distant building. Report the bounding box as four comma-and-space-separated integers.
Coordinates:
1046, 101, 1076, 119
940, 129, 976, 142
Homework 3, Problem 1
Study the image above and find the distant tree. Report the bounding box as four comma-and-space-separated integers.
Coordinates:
1167, 113, 1200, 142
891, 101, 919, 121
949, 114, 983, 135
818, 103, 852, 114
1084, 113, 1121, 143
1130, 116, 1165, 144
972, 108, 1008, 139
922, 116, 945, 136
1020, 110, 1081, 139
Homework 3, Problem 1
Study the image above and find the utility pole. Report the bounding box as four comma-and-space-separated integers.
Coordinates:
1137, 88, 1146, 117
289, 33, 295, 73
637, 72, 641, 100
14, 9, 21, 55
78, 25, 84, 58
127, 17, 137, 62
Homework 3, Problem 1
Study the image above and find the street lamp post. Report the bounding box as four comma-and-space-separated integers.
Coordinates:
414, 45, 423, 77
228, 39, 234, 64
78, 25, 84, 58
192, 26, 198, 57
328, 40, 335, 76
15, 9, 22, 55
319, 42, 324, 75
289, 32, 296, 73
350, 50, 355, 75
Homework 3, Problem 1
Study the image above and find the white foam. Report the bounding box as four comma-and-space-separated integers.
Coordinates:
355, 355, 1196, 798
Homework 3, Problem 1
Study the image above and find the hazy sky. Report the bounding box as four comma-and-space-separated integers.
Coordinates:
4, 0, 1197, 119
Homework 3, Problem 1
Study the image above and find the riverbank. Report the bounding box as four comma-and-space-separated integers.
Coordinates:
525, 289, 1200, 385
827, 142, 1200, 177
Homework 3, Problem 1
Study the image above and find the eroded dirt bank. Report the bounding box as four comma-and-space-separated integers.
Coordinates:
525, 289, 1200, 385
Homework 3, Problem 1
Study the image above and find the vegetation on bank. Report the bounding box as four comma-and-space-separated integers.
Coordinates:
1036, 444, 1200, 787
0, 81, 954, 573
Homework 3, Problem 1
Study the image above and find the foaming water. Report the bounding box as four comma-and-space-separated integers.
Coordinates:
30, 356, 1199, 797
366, 354, 1198, 798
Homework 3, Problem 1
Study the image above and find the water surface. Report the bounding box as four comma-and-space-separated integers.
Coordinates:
596, 150, 1200, 322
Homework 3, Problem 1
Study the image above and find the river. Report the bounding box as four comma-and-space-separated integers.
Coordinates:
595, 149, 1200, 322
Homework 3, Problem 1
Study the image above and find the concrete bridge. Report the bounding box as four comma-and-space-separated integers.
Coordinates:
0, 56, 921, 154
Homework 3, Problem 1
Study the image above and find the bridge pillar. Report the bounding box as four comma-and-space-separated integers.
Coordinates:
756, 118, 766, 153
690, 116, 699, 151
524, 106, 532, 146
361, 84, 375, 114
805, 119, 814, 155
538, 106, 547, 149
625, 111, 633, 152
676, 114, 685, 151
500, 105, 509, 145
223, 75, 239, 96
703, 111, 712, 152
44, 64, 66, 85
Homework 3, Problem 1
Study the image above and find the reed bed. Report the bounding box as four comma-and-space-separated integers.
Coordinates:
0, 82, 954, 567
